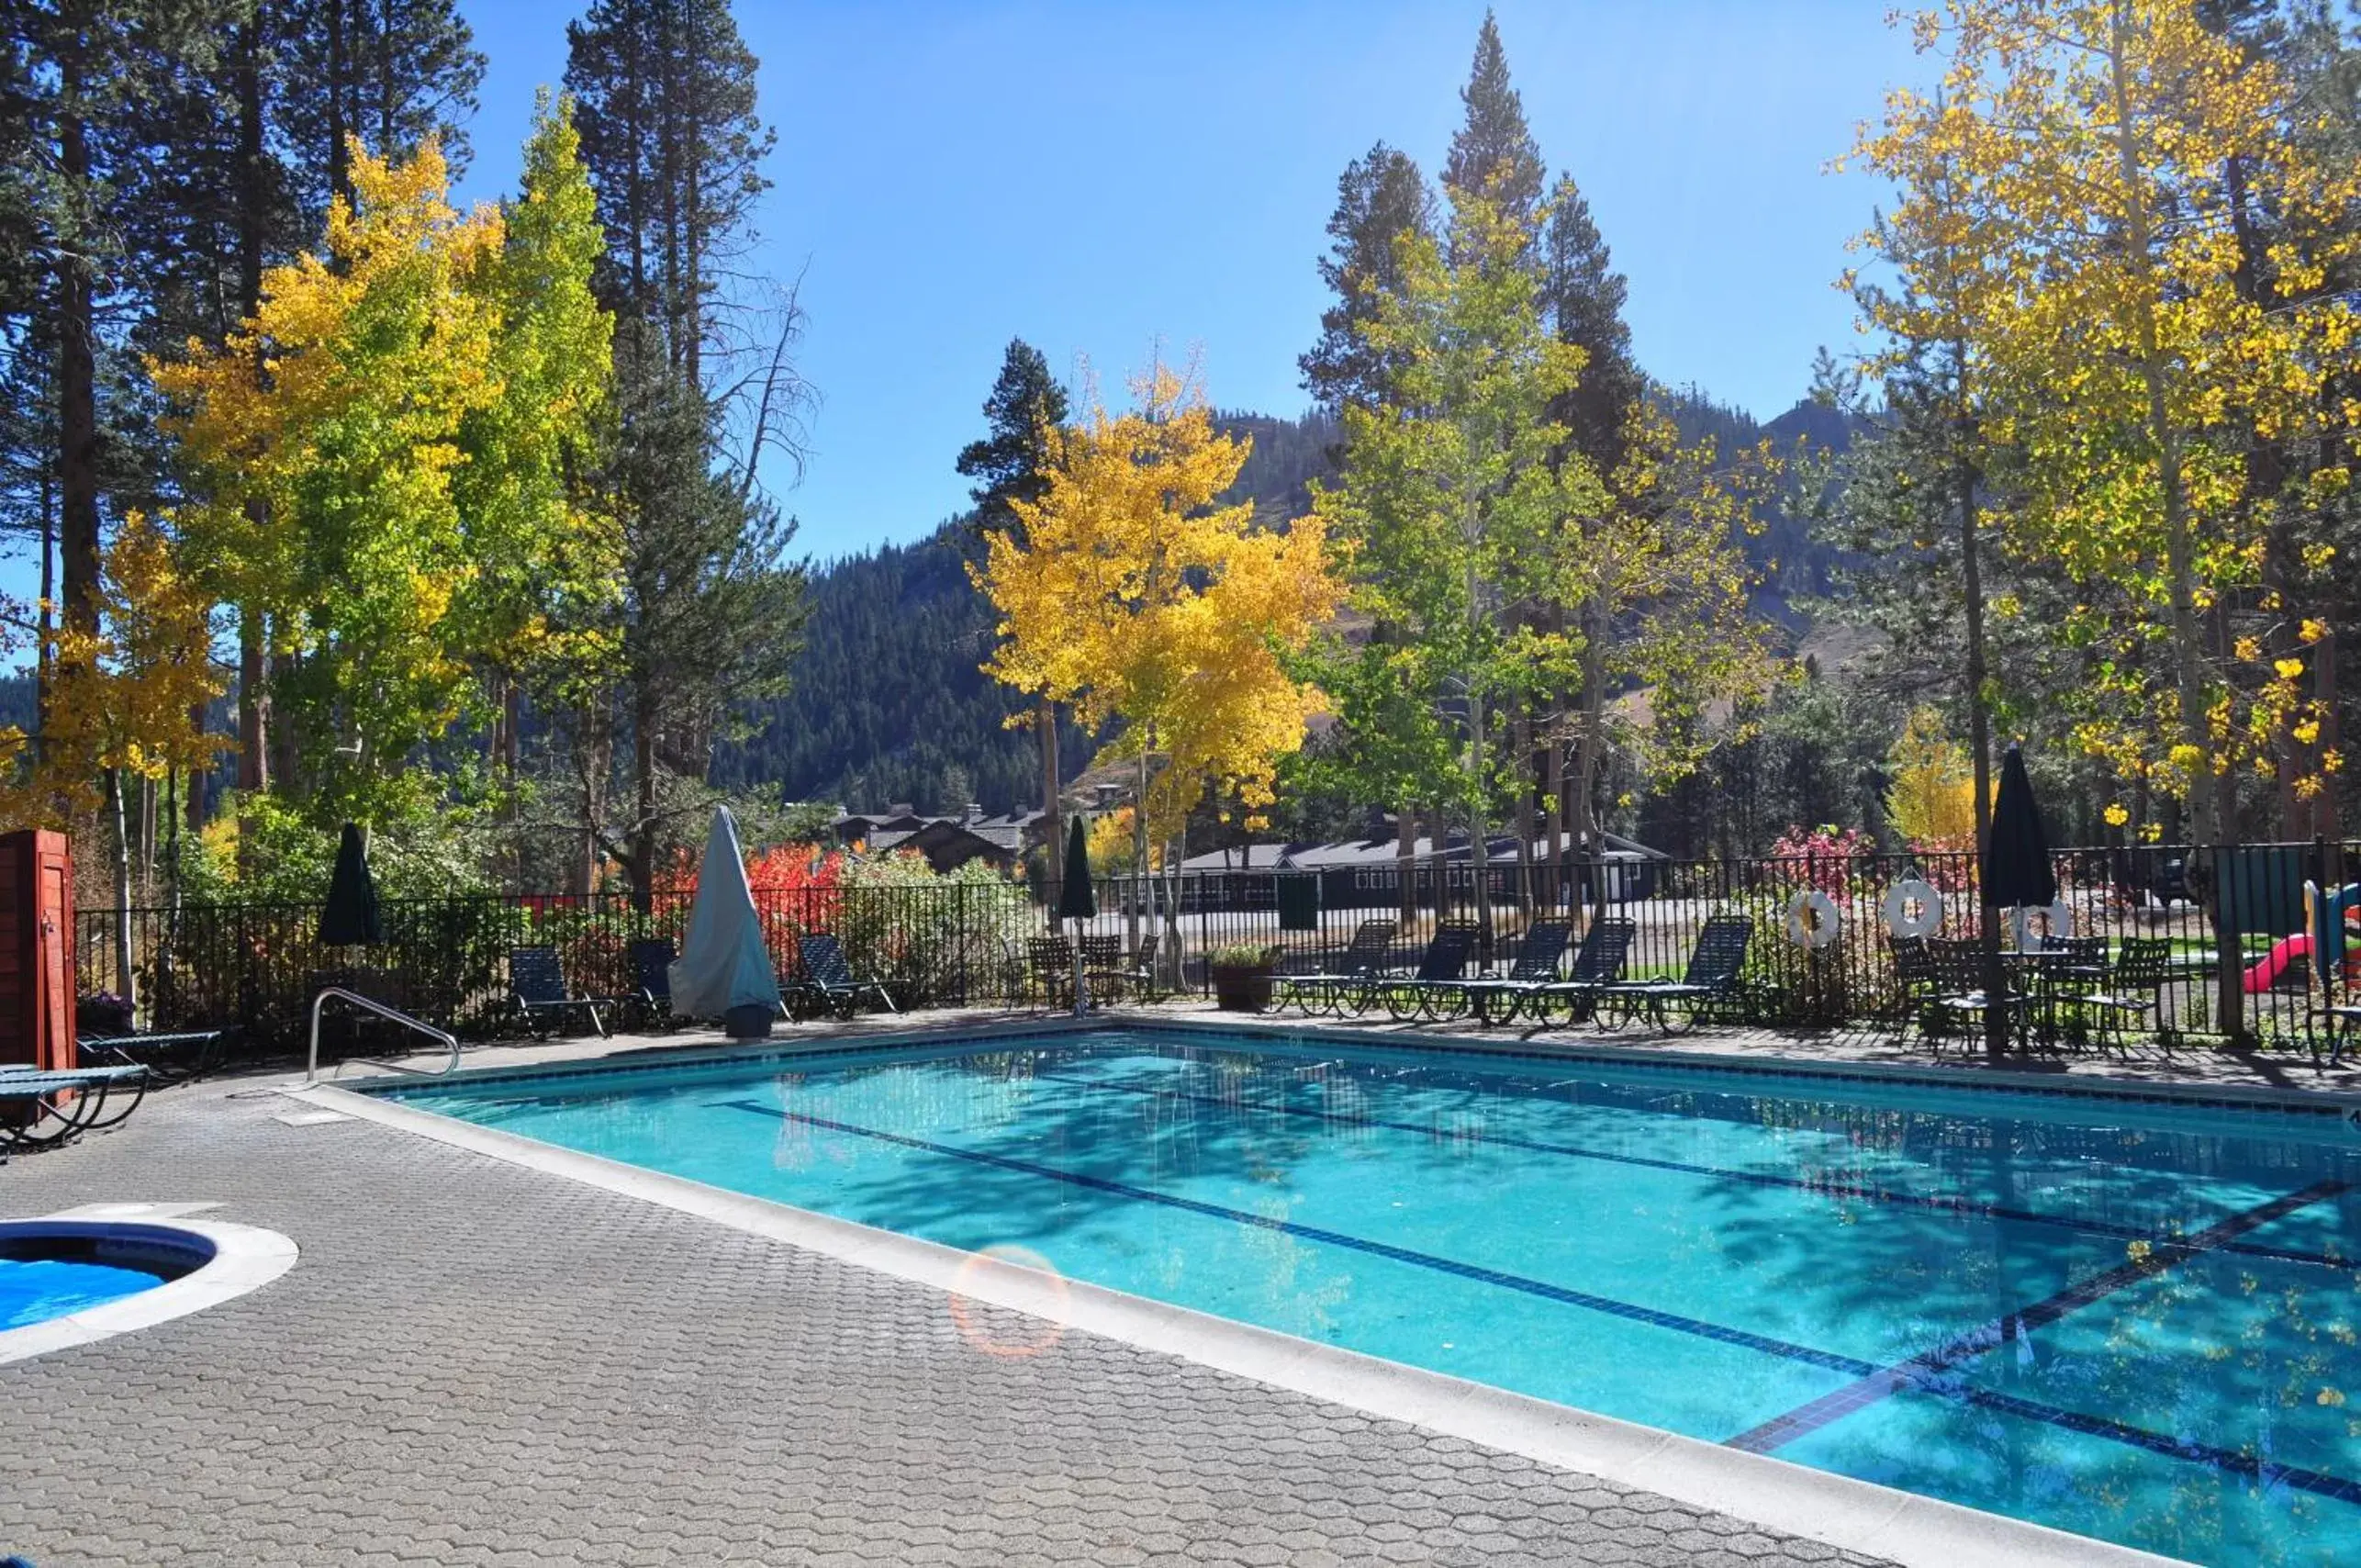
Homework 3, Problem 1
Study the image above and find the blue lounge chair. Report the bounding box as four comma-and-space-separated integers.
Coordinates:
509, 946, 608, 1039
1435, 919, 1576, 1025
1375, 921, 1483, 1022
0, 1063, 150, 1152
1275, 919, 1399, 1017
1532, 917, 1639, 1027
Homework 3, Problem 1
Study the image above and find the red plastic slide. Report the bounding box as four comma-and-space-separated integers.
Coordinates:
2244, 924, 2361, 993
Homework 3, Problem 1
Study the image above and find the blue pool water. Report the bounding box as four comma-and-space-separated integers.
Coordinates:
390, 1028, 2361, 1564
0, 1253, 168, 1329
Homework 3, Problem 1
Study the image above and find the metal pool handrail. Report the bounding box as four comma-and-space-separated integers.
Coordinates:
307, 987, 461, 1084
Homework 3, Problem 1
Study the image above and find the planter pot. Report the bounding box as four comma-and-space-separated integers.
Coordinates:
1210, 963, 1276, 1014
724, 1002, 775, 1040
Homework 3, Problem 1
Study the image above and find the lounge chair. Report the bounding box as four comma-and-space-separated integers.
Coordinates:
509, 946, 609, 1039
787, 932, 898, 1019
1274, 919, 1400, 1017
0, 1063, 150, 1152
1532, 918, 1638, 1027
1595, 914, 1753, 1035
77, 1025, 226, 1084
1438, 919, 1575, 1025
626, 937, 678, 1030
1372, 921, 1483, 1022
1884, 935, 1936, 1040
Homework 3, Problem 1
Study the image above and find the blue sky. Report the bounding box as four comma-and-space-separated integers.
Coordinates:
443, 1, 1930, 565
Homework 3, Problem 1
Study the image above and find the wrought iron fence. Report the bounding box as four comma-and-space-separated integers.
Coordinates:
73, 837, 2361, 1065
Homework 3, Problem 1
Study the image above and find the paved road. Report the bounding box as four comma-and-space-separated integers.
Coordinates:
0, 1078, 1885, 1567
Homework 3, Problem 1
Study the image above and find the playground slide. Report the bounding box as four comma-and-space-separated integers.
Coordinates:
2244, 934, 2317, 994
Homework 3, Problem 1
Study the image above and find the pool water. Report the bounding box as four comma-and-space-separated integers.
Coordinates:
0, 1253, 169, 1329
392, 1029, 2361, 1565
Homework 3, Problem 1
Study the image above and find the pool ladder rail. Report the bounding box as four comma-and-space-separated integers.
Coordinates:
306, 987, 462, 1084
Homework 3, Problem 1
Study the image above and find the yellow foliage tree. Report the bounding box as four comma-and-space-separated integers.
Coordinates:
1885, 709, 1979, 852
971, 366, 1339, 957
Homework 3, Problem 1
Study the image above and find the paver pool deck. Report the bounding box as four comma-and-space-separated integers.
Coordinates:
11, 1002, 2344, 1566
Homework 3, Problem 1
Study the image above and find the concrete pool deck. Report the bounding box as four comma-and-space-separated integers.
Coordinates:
9, 1003, 2333, 1566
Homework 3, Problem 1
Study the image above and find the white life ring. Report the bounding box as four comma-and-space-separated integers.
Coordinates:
1785, 889, 1842, 949
2010, 900, 2076, 950
1883, 879, 1941, 939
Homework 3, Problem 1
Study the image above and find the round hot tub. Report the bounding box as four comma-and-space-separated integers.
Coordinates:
0, 1217, 296, 1363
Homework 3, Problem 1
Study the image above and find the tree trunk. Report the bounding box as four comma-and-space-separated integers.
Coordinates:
1543, 729, 1565, 915
57, 89, 101, 660
1396, 803, 1417, 926
630, 681, 657, 915
1039, 696, 1062, 885
108, 769, 134, 1007
1951, 342, 2005, 1059
327, 0, 351, 206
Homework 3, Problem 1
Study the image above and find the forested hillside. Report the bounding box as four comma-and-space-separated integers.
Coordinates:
722, 396, 1851, 814
714, 408, 1340, 812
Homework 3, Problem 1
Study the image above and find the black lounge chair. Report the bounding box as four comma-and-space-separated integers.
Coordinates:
627, 937, 678, 1030
1595, 914, 1753, 1035
0, 1063, 149, 1153
1275, 919, 1399, 1017
1439, 919, 1575, 1025
1533, 918, 1638, 1027
1885, 935, 1937, 1040
1374, 921, 1483, 1022
509, 946, 609, 1039
788, 932, 898, 1019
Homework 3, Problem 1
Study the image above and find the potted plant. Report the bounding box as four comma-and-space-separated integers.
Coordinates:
1208, 943, 1281, 1013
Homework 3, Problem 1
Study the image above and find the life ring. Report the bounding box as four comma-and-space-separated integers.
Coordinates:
2010, 900, 2076, 950
1883, 879, 1941, 939
1785, 889, 1842, 949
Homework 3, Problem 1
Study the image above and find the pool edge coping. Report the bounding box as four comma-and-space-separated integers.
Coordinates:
330, 1010, 2361, 1133
0, 1215, 299, 1367
292, 1070, 2189, 1568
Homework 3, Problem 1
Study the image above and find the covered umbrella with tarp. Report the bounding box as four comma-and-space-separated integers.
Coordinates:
1059, 814, 1095, 1015
669, 806, 782, 1038
318, 822, 383, 946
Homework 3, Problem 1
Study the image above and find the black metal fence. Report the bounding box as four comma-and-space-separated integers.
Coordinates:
74, 838, 2360, 1064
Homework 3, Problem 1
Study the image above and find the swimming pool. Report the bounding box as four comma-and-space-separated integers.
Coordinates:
0, 1242, 173, 1329
386, 1025, 2361, 1565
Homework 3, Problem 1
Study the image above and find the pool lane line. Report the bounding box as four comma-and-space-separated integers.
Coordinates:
1029, 1068, 2353, 1271
723, 1097, 2361, 1509
727, 1091, 2361, 1511
1726, 1178, 2352, 1462
713, 1098, 1880, 1377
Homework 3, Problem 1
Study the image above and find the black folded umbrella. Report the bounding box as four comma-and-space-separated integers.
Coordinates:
318, 822, 384, 946
1985, 744, 2057, 909
1057, 814, 1096, 921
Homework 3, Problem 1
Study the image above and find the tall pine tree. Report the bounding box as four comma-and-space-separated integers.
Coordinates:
956, 338, 1072, 877
1442, 12, 1544, 238
1300, 142, 1432, 416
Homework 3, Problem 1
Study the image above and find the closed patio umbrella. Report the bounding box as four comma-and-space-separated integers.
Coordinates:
669, 806, 782, 1037
318, 823, 383, 946
1058, 815, 1094, 1015
1985, 744, 2057, 911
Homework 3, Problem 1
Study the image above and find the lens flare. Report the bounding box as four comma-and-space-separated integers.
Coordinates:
946, 1244, 1069, 1360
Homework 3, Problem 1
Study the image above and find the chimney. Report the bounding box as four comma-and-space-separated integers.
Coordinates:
964, 802, 982, 823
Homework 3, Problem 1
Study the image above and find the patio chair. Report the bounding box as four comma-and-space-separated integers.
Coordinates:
1026, 935, 1075, 1010
2058, 937, 2170, 1053
1087, 935, 1160, 1003
1532, 918, 1638, 1027
1438, 919, 1575, 1025
1374, 920, 1483, 1022
787, 932, 898, 1020
1273, 919, 1399, 1017
509, 946, 609, 1040
1924, 936, 2029, 1052
1595, 915, 1753, 1035
626, 937, 678, 1030
0, 1062, 150, 1153
1885, 935, 1936, 1040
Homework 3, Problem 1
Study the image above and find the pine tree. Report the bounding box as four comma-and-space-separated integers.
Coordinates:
562, 0, 804, 904
1539, 174, 1642, 477
1300, 142, 1432, 415
565, 0, 773, 387
955, 338, 1072, 877
275, 0, 485, 224
1442, 13, 1544, 236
